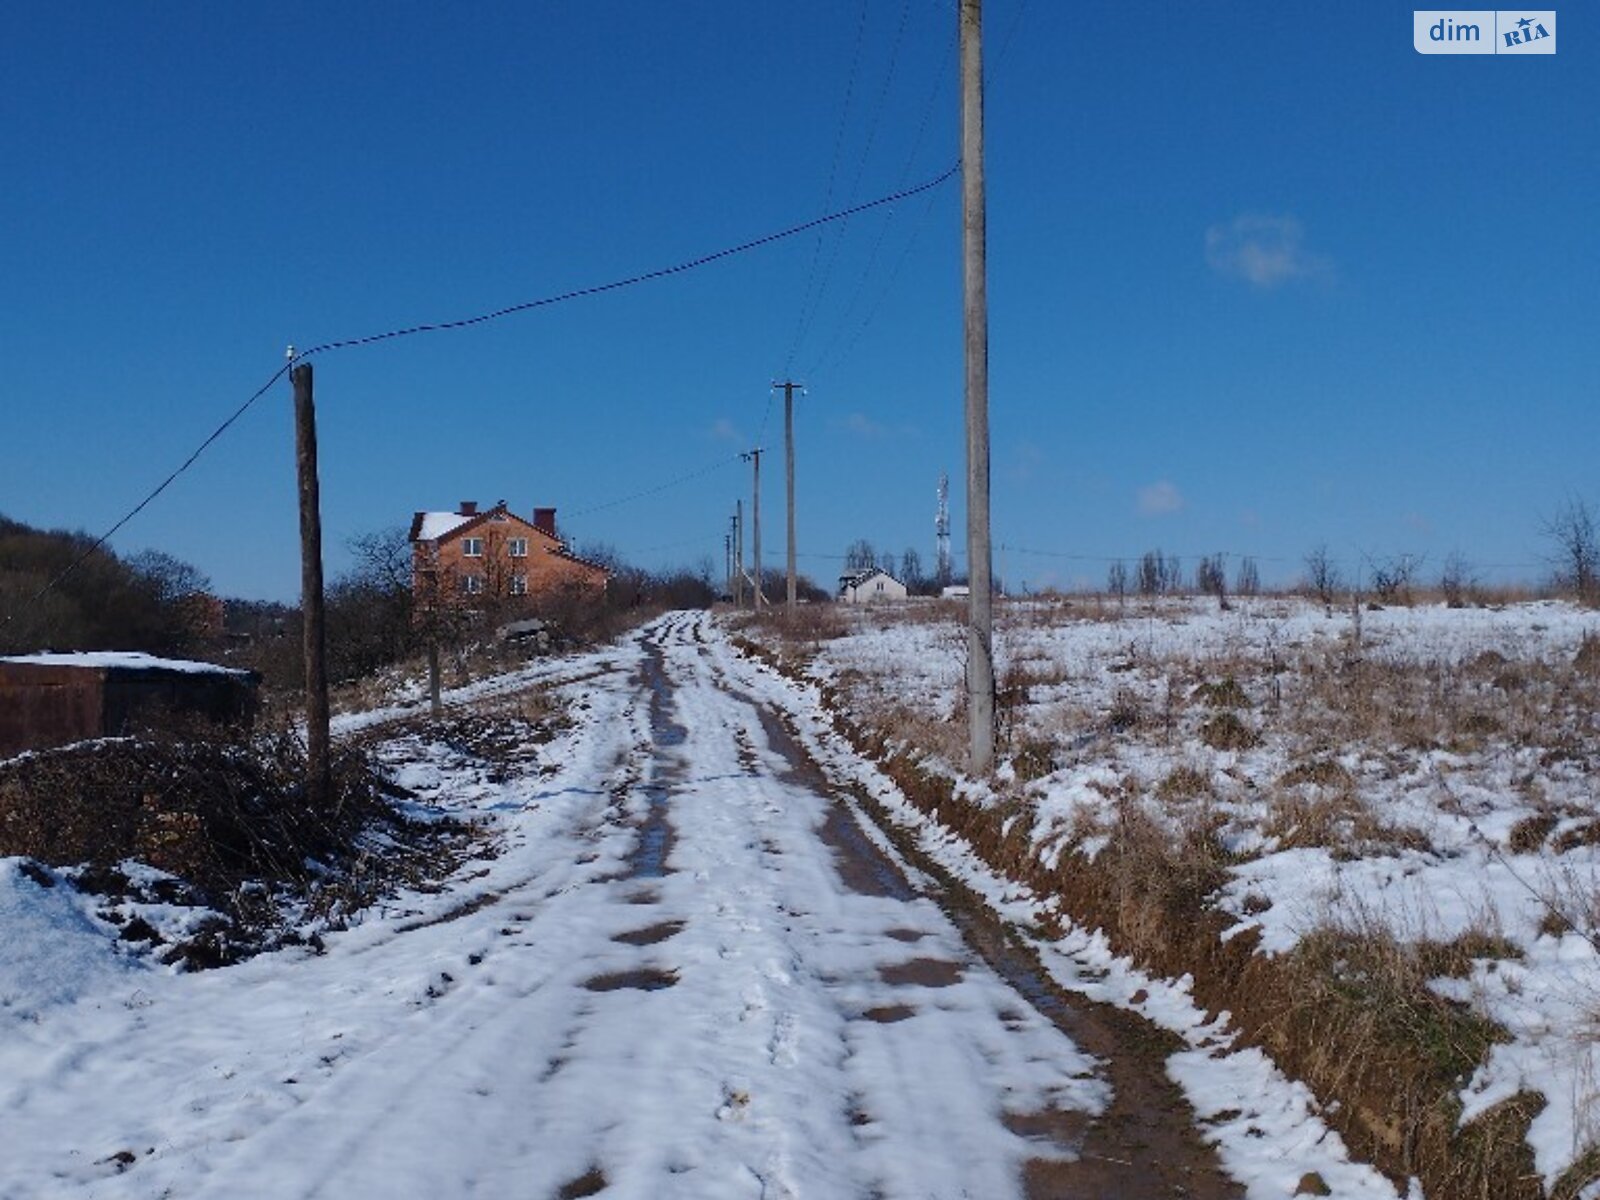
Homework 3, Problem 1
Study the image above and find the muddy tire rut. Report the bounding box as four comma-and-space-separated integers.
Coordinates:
730, 673, 1243, 1198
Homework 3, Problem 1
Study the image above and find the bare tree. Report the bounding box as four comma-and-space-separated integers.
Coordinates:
1545, 497, 1599, 604
900, 547, 925, 592
844, 538, 877, 572
1107, 560, 1128, 607
1234, 556, 1260, 597
1137, 551, 1162, 598
1196, 553, 1229, 610
1305, 544, 1342, 612
127, 549, 212, 605
1369, 552, 1424, 606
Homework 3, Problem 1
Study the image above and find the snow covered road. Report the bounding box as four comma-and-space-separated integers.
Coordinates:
4, 611, 1259, 1199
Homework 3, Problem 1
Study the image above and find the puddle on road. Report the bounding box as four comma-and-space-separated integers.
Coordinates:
747, 693, 1244, 1200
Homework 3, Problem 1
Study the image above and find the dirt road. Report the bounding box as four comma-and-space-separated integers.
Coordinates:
1, 612, 1248, 1200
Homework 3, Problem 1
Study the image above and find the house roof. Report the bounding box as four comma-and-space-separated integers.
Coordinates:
414, 512, 474, 541
0, 652, 252, 677
839, 566, 904, 588
409, 503, 553, 546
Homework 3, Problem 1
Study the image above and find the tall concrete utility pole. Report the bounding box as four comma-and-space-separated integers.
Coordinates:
960, 0, 995, 775
291, 357, 332, 808
774, 381, 804, 612
742, 449, 764, 608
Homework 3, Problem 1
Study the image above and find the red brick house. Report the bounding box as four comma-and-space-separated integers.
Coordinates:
409, 501, 608, 608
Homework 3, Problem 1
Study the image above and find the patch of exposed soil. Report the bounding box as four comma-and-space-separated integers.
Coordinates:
736, 680, 1243, 1200
611, 920, 685, 946
581, 966, 679, 993
878, 957, 964, 987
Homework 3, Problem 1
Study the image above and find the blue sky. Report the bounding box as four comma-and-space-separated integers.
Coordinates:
2, 3, 1593, 600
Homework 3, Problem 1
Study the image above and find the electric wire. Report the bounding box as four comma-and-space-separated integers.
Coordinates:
7, 362, 293, 628
11, 165, 960, 624
801, 23, 954, 382
293, 163, 958, 366
780, 0, 872, 381
566, 453, 746, 520
783, 0, 913, 380
804, 0, 1027, 384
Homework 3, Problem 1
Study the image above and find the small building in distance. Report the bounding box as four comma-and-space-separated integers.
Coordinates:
838, 567, 908, 604
0, 653, 259, 759
408, 500, 608, 608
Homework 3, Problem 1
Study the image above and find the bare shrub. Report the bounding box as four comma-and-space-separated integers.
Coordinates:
1370, 553, 1425, 607
1157, 764, 1211, 802
1279, 758, 1352, 788
0, 725, 471, 964
1199, 711, 1258, 751
1305, 544, 1343, 611
1439, 551, 1478, 609
1192, 676, 1251, 709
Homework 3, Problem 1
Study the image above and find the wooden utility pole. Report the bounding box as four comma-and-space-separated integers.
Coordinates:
775, 381, 803, 612
960, 0, 995, 775
292, 359, 332, 807
742, 449, 764, 608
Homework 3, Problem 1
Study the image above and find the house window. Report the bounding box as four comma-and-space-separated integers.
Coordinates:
510, 574, 528, 596
462, 538, 484, 557
508, 538, 528, 558
462, 574, 484, 595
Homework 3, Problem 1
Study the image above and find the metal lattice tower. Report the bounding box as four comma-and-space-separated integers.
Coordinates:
935, 472, 952, 585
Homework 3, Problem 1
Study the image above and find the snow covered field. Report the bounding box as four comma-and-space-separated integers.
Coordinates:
0, 610, 1428, 1199
766, 596, 1600, 1195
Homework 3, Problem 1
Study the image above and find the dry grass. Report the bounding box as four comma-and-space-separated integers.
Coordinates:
732, 597, 1600, 1199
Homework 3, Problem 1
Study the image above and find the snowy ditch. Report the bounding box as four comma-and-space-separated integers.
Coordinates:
733, 597, 1600, 1199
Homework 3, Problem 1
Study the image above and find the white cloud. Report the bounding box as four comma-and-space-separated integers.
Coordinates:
1205, 214, 1331, 289
708, 417, 741, 442
1137, 480, 1185, 516
842, 412, 887, 438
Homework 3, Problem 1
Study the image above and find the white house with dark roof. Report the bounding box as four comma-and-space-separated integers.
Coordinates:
837, 567, 908, 604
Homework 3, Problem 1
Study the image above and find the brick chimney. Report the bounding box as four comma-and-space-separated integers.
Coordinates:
533, 507, 557, 537
460, 501, 478, 516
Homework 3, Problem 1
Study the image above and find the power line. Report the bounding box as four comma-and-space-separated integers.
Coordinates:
10, 166, 960, 622
293, 163, 958, 366
786, 0, 915, 377
781, 0, 872, 379
6, 361, 293, 628
801, 0, 1027, 384
566, 452, 745, 520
